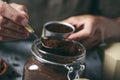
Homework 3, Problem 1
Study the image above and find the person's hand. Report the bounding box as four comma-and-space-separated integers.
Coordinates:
63, 15, 120, 49
0, 1, 29, 41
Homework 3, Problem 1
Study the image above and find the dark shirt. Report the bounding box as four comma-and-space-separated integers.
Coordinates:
10, 0, 120, 35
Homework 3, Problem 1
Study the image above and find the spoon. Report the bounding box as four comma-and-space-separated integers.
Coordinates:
40, 37, 65, 49
24, 25, 39, 38
24, 25, 61, 49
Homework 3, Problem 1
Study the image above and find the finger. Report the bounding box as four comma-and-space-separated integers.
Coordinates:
67, 30, 89, 41
0, 27, 29, 39
0, 1, 28, 26
67, 23, 94, 41
63, 18, 78, 25
1, 17, 28, 33
9, 3, 28, 13
63, 16, 83, 26
63, 16, 85, 32
9, 3, 29, 19
0, 36, 17, 41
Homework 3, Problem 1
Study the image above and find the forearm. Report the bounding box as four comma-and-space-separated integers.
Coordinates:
106, 17, 120, 43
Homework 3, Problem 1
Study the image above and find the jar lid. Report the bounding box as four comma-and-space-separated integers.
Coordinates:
32, 38, 86, 64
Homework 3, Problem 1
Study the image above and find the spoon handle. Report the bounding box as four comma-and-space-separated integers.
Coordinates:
25, 25, 38, 38
25, 25, 35, 33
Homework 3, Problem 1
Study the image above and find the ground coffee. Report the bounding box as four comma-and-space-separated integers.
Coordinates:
23, 39, 86, 80
41, 39, 84, 56
46, 23, 73, 33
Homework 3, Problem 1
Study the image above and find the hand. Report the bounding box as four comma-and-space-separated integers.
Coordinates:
63, 15, 120, 49
0, 1, 29, 41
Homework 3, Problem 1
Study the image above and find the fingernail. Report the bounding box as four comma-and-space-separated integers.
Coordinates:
66, 38, 72, 41
21, 19, 28, 26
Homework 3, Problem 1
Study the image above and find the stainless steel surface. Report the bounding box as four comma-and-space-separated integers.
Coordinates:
25, 25, 38, 39
41, 21, 75, 39
40, 37, 64, 49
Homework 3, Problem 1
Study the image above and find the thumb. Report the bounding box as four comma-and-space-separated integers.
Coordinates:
67, 30, 89, 41
0, 1, 28, 26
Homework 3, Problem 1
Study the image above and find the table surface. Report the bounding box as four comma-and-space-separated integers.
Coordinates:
0, 41, 102, 80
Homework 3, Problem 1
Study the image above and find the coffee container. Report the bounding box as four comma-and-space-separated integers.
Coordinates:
23, 21, 86, 80
23, 39, 86, 80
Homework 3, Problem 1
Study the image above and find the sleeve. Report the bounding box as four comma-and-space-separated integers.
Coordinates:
2, 0, 10, 2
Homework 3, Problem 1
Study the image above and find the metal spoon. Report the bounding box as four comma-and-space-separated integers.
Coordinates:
24, 25, 38, 38
40, 37, 65, 49
24, 25, 61, 49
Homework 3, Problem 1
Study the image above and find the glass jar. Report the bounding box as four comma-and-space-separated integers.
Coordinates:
23, 38, 86, 80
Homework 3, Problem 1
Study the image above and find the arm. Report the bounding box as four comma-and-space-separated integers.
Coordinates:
63, 15, 120, 49
0, 1, 29, 41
